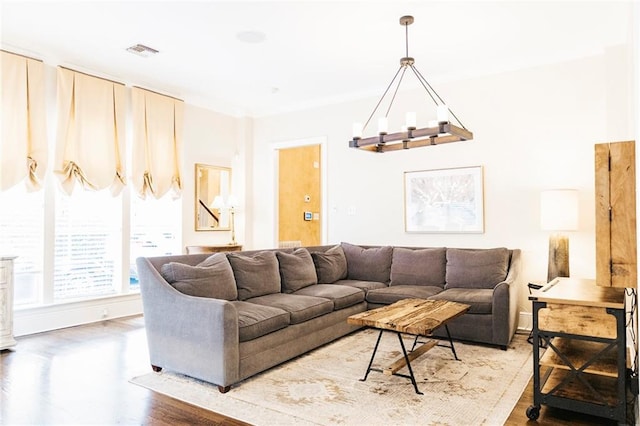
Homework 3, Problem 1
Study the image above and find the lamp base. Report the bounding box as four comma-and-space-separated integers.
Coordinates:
547, 234, 570, 282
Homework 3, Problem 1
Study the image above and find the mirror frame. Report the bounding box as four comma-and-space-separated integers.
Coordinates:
194, 163, 232, 231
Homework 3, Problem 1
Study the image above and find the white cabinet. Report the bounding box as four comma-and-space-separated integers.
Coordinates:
0, 256, 17, 350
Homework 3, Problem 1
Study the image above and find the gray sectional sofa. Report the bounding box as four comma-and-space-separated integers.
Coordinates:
137, 242, 521, 392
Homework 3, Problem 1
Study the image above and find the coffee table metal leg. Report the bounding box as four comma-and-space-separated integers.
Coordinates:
443, 325, 460, 361
360, 329, 384, 382
397, 332, 423, 395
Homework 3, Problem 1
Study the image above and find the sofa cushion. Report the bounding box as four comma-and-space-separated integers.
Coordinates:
293, 284, 365, 310
445, 248, 510, 289
333, 279, 388, 293
245, 293, 334, 324
160, 254, 237, 300
276, 248, 317, 293
341, 242, 393, 283
310, 245, 348, 283
429, 288, 493, 314
365, 285, 443, 305
390, 247, 446, 287
228, 251, 281, 300
230, 301, 290, 342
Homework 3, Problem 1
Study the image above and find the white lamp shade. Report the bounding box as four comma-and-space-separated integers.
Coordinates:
210, 195, 225, 209
227, 195, 239, 208
540, 189, 579, 231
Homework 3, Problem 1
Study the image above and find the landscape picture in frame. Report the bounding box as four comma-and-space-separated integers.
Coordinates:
404, 166, 484, 233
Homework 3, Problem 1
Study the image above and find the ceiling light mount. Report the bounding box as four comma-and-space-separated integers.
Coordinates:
349, 15, 473, 153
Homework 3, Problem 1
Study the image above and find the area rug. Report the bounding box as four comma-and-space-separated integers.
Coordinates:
131, 330, 532, 425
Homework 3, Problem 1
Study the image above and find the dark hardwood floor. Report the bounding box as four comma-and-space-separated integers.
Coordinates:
1, 315, 248, 425
0, 316, 632, 425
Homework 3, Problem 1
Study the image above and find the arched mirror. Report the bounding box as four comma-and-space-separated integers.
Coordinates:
195, 164, 232, 231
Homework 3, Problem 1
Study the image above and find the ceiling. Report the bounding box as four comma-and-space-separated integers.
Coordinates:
1, 1, 633, 117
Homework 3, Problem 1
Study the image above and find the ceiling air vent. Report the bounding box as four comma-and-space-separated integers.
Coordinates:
126, 44, 159, 58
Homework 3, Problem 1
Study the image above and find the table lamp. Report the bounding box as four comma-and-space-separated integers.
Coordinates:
227, 195, 238, 246
540, 189, 579, 282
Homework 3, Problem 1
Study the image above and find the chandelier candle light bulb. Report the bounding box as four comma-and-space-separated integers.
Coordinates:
378, 117, 388, 135
437, 105, 449, 123
352, 122, 363, 140
406, 112, 417, 129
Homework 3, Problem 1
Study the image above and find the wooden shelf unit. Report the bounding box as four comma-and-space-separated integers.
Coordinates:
527, 278, 627, 423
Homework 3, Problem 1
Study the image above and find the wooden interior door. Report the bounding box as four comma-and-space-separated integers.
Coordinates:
278, 144, 321, 247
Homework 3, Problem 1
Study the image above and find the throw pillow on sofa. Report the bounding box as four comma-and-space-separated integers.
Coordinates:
310, 245, 348, 283
341, 242, 393, 283
390, 247, 446, 287
445, 247, 510, 289
228, 251, 281, 300
160, 253, 238, 300
276, 248, 318, 293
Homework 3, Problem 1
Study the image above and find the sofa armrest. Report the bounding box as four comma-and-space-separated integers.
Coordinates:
491, 249, 521, 346
137, 257, 240, 387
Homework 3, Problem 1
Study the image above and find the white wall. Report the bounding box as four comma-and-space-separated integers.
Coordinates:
250, 46, 635, 324
181, 104, 248, 250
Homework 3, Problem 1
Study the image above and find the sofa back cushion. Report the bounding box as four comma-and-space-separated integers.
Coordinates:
445, 248, 510, 289
228, 251, 281, 300
310, 245, 348, 283
390, 247, 446, 287
160, 253, 238, 300
276, 248, 318, 293
341, 242, 393, 283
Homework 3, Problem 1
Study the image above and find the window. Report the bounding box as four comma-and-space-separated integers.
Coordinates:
0, 185, 44, 306
129, 194, 181, 287
53, 189, 123, 301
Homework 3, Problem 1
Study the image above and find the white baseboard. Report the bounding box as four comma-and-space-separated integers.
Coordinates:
518, 311, 532, 332
14, 294, 143, 337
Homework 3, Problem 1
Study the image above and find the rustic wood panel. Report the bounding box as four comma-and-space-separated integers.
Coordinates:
531, 278, 625, 309
278, 144, 321, 247
595, 140, 637, 288
538, 304, 617, 339
347, 299, 469, 336
539, 338, 618, 377
504, 366, 618, 425
541, 369, 620, 406
383, 340, 438, 375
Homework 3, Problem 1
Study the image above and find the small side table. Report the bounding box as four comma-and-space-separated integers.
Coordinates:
185, 244, 243, 254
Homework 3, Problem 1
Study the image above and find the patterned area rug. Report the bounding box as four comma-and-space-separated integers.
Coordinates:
131, 330, 532, 425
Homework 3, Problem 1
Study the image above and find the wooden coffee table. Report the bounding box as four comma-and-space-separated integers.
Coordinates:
347, 298, 470, 394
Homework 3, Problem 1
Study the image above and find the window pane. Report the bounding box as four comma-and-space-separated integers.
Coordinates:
54, 189, 122, 301
0, 185, 44, 305
130, 195, 181, 288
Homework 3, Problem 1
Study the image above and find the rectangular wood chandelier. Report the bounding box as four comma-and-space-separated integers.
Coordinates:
349, 16, 473, 153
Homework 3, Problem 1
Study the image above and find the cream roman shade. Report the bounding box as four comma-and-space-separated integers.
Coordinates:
1, 51, 47, 191
54, 67, 126, 195
132, 87, 183, 199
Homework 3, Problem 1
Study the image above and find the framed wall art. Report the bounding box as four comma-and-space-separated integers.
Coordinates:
404, 166, 484, 233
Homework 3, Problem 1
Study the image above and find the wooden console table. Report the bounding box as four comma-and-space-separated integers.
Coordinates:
348, 298, 469, 394
185, 244, 242, 254
527, 278, 627, 422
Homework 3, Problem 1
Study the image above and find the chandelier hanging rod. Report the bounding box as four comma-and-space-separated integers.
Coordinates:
349, 15, 473, 153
